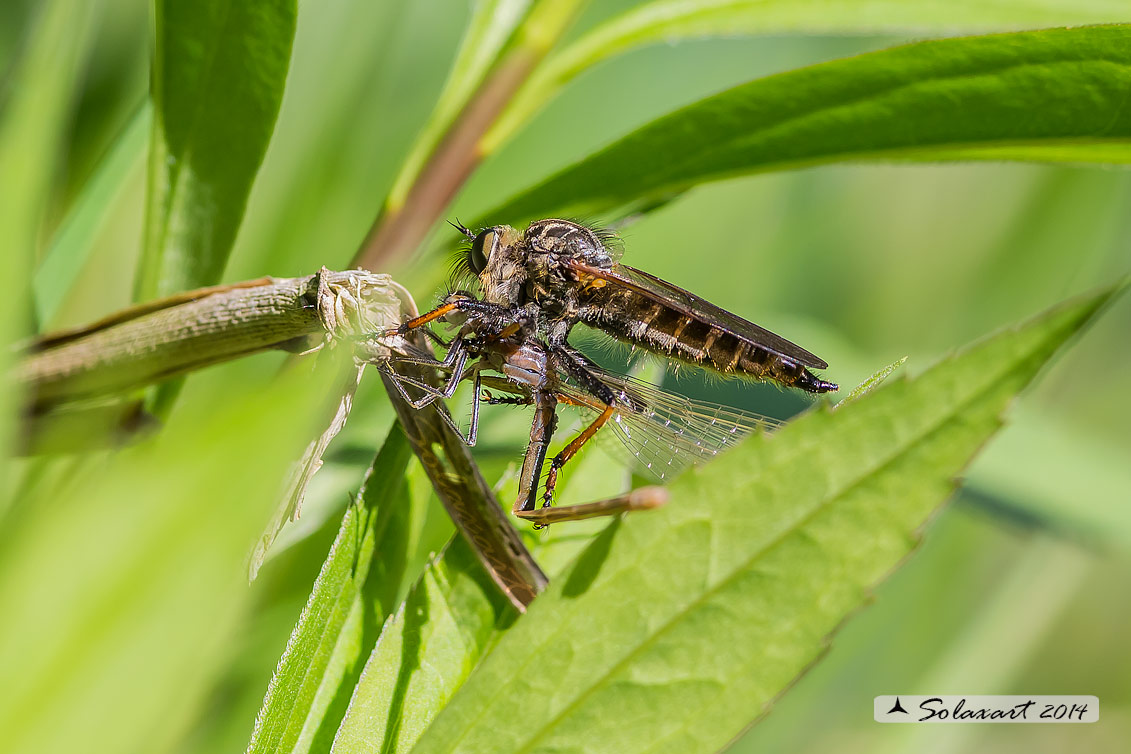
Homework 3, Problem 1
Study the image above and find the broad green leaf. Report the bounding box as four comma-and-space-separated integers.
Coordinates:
484, 25, 1131, 225
484, 0, 1131, 152
407, 285, 1118, 754
246, 425, 414, 754
0, 0, 101, 476
136, 0, 297, 300
385, 0, 535, 212
34, 101, 150, 325
0, 351, 354, 754
328, 447, 617, 754
329, 540, 514, 754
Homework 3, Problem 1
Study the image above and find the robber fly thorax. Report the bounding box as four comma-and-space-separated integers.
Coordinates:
385, 218, 837, 525
464, 220, 616, 344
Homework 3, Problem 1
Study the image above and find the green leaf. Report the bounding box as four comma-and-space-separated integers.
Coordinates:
407, 285, 1119, 754
485, 0, 1131, 152
0, 351, 355, 754
136, 0, 297, 300
34, 102, 150, 325
484, 25, 1131, 224
327, 447, 615, 754
0, 0, 101, 464
246, 424, 414, 754
329, 540, 514, 754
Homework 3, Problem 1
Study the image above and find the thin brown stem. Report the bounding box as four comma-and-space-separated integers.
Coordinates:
379, 366, 548, 611
354, 49, 541, 271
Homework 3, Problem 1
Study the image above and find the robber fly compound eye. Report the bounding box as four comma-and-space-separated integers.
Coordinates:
469, 229, 496, 274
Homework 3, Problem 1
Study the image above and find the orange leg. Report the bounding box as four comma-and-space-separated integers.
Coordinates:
540, 405, 616, 507
393, 301, 460, 335
497, 392, 667, 526
515, 487, 667, 526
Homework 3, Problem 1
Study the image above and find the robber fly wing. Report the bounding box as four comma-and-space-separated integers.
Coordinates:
555, 361, 778, 482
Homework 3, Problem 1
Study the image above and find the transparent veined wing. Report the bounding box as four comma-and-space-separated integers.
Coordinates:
555, 363, 779, 482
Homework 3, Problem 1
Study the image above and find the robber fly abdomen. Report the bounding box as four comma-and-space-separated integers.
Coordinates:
576, 281, 836, 393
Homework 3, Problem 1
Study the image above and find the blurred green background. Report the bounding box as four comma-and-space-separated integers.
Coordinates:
7, 0, 1130, 751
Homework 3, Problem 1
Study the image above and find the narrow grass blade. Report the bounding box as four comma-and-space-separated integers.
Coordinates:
329, 540, 516, 754
326, 449, 618, 754
385, 0, 534, 213
35, 101, 150, 325
246, 425, 415, 754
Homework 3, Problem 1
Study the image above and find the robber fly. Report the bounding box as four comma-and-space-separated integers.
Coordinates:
383, 219, 837, 525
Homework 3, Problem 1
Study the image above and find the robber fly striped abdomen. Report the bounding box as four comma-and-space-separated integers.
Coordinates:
569, 263, 838, 393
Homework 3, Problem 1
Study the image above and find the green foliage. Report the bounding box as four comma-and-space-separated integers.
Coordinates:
33, 104, 151, 324
4, 2, 1130, 754
0, 354, 355, 754
247, 427, 415, 754
136, 0, 297, 299
487, 25, 1131, 224
487, 0, 1131, 151
405, 288, 1116, 754
387, 0, 534, 210
0, 0, 102, 461
330, 540, 513, 754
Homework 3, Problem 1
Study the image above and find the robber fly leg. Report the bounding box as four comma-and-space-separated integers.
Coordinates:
389, 297, 505, 337
551, 345, 618, 406
515, 487, 668, 526
462, 369, 484, 446
477, 375, 534, 406
513, 391, 558, 517
514, 397, 669, 526
380, 340, 470, 408
382, 334, 468, 372
385, 368, 483, 447
481, 392, 532, 406
541, 404, 615, 508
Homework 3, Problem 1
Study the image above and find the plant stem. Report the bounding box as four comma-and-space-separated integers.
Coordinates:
19, 269, 401, 410
380, 368, 548, 610
18, 268, 547, 609
353, 0, 587, 270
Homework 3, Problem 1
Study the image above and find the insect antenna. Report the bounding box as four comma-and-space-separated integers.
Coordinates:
448, 218, 476, 239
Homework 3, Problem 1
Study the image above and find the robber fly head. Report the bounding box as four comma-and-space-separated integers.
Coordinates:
450, 222, 527, 305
